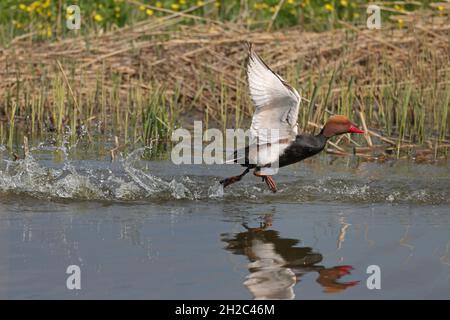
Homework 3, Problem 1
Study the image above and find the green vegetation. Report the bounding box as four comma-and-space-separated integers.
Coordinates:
0, 0, 445, 43
0, 1, 449, 162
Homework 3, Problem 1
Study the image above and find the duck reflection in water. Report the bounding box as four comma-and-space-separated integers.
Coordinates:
221, 215, 359, 299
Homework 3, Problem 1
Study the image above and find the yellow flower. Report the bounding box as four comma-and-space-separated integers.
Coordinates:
66, 11, 74, 20
394, 4, 404, 12
139, 5, 145, 11
437, 5, 444, 11
197, 0, 204, 6
180, 0, 186, 4
171, 3, 180, 10
13, 20, 23, 29
94, 14, 103, 22
146, 9, 154, 16
397, 18, 404, 27
47, 26, 52, 38
42, 0, 50, 9
30, 1, 41, 10
324, 3, 334, 12
156, 1, 162, 8
340, 0, 348, 7
287, 0, 295, 4
19, 4, 27, 11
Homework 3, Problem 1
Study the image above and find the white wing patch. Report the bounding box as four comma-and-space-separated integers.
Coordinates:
247, 45, 301, 146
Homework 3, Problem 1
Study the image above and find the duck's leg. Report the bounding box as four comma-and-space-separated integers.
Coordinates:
263, 176, 277, 193
253, 170, 277, 193
220, 167, 250, 188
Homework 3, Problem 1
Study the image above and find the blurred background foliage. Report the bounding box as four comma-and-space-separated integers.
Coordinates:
0, 0, 446, 43
0, 0, 448, 156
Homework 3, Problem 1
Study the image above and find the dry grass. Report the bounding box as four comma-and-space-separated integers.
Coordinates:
0, 9, 449, 162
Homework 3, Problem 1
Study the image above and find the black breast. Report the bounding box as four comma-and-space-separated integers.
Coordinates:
278, 134, 327, 168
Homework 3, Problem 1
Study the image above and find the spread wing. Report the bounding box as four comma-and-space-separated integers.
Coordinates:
247, 44, 301, 145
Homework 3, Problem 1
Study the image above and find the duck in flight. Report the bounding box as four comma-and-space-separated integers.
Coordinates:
220, 44, 364, 192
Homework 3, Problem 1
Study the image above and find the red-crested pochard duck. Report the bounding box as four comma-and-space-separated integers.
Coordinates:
220, 44, 364, 192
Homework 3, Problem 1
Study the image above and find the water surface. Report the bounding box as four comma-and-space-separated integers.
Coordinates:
0, 146, 449, 299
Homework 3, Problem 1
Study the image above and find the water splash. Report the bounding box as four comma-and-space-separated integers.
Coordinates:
0, 146, 194, 201
208, 181, 224, 199
0, 144, 449, 204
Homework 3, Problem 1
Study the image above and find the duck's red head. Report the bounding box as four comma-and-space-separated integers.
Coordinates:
322, 115, 364, 138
